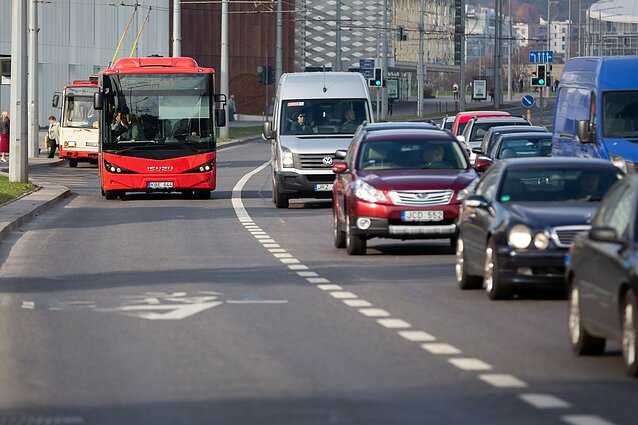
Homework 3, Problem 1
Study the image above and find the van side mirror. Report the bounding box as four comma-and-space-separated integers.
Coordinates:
334, 149, 347, 160
52, 94, 60, 108
93, 92, 103, 110
215, 109, 226, 128
263, 122, 274, 140
577, 120, 593, 143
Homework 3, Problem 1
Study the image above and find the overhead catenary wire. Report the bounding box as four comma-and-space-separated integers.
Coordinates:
110, 2, 139, 64
130, 6, 152, 56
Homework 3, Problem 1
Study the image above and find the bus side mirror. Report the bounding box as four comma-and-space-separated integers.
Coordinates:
93, 92, 103, 110
215, 109, 226, 128
577, 120, 593, 143
52, 94, 60, 108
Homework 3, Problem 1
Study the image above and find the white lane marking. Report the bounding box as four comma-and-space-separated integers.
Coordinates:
259, 239, 277, 243
288, 264, 309, 270
377, 318, 411, 329
254, 235, 272, 240
298, 271, 319, 277
479, 374, 527, 388
398, 330, 436, 342
317, 284, 343, 290
519, 394, 571, 409
343, 299, 373, 307
329, 291, 358, 299
421, 343, 462, 355
21, 301, 35, 309
231, 161, 270, 221
448, 358, 492, 371
273, 253, 293, 258
262, 243, 280, 248
562, 415, 618, 425
268, 249, 287, 253
358, 308, 391, 317
280, 258, 300, 264
226, 300, 289, 304
307, 277, 330, 284
250, 231, 267, 235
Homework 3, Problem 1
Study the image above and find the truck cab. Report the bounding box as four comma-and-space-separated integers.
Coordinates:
552, 56, 638, 171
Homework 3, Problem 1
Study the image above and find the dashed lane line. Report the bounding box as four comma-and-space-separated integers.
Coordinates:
231, 161, 619, 425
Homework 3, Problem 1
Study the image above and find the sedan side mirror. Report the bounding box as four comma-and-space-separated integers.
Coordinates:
589, 226, 623, 244
332, 161, 348, 174
474, 156, 493, 173
334, 149, 347, 160
577, 120, 593, 143
464, 194, 490, 209
93, 91, 103, 111
263, 122, 275, 140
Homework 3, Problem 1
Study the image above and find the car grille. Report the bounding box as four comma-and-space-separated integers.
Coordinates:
388, 189, 454, 206
550, 225, 591, 248
296, 153, 335, 169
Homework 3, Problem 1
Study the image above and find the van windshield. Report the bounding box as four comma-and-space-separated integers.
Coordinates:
603, 91, 638, 139
280, 99, 369, 136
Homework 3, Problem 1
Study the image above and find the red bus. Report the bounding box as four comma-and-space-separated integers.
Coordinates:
93, 57, 226, 199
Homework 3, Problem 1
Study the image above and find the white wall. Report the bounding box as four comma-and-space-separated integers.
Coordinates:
0, 0, 169, 126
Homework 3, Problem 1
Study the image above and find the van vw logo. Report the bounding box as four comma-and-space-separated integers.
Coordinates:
322, 156, 333, 166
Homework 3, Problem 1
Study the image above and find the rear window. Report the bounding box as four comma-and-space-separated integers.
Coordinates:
358, 139, 468, 171
470, 121, 528, 143
497, 137, 552, 159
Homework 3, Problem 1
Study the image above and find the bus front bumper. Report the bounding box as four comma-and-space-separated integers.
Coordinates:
102, 172, 216, 193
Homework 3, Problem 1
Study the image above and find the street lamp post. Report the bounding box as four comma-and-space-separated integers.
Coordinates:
219, 0, 229, 140
28, 0, 38, 158
9, 0, 28, 183
172, 0, 181, 56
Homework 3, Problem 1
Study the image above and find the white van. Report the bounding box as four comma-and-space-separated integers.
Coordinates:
263, 72, 374, 208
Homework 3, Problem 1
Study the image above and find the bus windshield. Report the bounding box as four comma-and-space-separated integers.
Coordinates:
280, 99, 369, 136
103, 74, 213, 151
63, 88, 98, 129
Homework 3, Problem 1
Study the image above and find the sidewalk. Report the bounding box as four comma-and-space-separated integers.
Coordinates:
0, 156, 63, 173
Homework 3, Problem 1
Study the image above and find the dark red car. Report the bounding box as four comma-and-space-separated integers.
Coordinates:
332, 125, 479, 255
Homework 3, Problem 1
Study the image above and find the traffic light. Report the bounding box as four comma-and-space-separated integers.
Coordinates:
531, 64, 548, 87
369, 68, 383, 88
257, 65, 275, 85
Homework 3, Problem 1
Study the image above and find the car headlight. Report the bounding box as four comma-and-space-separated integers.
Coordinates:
281, 147, 294, 168
533, 232, 550, 250
354, 180, 388, 204
508, 224, 533, 250
611, 155, 633, 173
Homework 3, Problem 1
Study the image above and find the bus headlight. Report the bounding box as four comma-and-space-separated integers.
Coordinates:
104, 161, 133, 174
508, 224, 532, 250
65, 141, 76, 148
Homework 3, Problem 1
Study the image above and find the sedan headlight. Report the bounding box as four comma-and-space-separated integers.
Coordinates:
354, 180, 388, 204
508, 224, 533, 250
533, 232, 550, 250
281, 147, 294, 168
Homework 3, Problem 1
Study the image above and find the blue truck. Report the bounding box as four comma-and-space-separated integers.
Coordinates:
552, 56, 638, 170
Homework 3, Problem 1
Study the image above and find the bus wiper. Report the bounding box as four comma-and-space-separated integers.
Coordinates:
114, 143, 156, 154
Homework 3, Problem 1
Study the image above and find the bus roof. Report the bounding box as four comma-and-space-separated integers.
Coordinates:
103, 57, 214, 76
561, 56, 638, 91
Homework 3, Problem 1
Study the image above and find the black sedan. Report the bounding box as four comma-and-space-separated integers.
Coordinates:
567, 174, 638, 376
486, 132, 553, 159
456, 158, 623, 300
479, 125, 548, 155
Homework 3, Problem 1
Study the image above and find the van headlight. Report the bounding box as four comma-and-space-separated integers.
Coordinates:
281, 147, 294, 168
508, 224, 533, 250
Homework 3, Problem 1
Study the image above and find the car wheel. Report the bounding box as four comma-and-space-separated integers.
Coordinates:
622, 290, 638, 377
345, 214, 366, 255
273, 181, 289, 209
456, 237, 483, 290
333, 207, 346, 249
69, 159, 78, 168
484, 239, 511, 300
449, 235, 458, 252
568, 284, 606, 356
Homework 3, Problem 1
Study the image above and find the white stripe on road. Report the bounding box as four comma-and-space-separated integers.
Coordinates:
262, 243, 280, 248
280, 258, 300, 264
377, 318, 411, 329
307, 277, 331, 284
519, 394, 571, 409
448, 358, 493, 371
342, 299, 373, 307
329, 291, 358, 299
298, 271, 319, 278
479, 374, 527, 388
317, 284, 342, 290
421, 343, 462, 355
288, 264, 309, 270
268, 249, 287, 253
358, 308, 391, 317
562, 415, 618, 425
398, 330, 436, 342
273, 253, 293, 258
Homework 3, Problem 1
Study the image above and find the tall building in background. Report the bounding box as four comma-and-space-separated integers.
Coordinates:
586, 0, 638, 56
0, 1, 169, 125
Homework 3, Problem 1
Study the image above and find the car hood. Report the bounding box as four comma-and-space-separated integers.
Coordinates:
278, 135, 353, 154
505, 202, 598, 228
359, 169, 477, 192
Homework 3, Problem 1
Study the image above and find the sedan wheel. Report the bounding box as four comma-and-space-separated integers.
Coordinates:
456, 237, 482, 290
569, 284, 606, 356
345, 214, 366, 255
622, 291, 638, 377
483, 239, 510, 300
333, 207, 346, 249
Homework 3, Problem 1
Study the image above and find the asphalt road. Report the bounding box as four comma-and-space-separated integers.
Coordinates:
0, 137, 634, 425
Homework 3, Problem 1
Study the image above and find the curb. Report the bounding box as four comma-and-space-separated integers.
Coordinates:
218, 135, 262, 150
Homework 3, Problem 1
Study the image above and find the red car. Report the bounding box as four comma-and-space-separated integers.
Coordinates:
451, 110, 510, 136
332, 125, 479, 255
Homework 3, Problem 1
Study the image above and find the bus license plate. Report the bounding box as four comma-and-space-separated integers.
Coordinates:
314, 184, 333, 192
148, 181, 174, 190
401, 210, 444, 222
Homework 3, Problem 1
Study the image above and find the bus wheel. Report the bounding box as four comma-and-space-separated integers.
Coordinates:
196, 190, 211, 200
104, 191, 119, 200
68, 159, 78, 168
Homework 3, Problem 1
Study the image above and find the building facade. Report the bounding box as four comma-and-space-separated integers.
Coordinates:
513, 22, 529, 48
586, 0, 638, 56
0, 1, 169, 126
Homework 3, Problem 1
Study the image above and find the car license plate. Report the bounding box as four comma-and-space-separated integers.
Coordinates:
148, 181, 174, 190
314, 183, 333, 192
401, 210, 444, 222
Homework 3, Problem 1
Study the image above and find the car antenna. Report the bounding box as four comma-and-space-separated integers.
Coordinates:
322, 65, 328, 93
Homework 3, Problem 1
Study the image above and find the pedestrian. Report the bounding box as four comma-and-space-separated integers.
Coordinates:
388, 97, 394, 116
452, 83, 459, 100
0, 112, 9, 163
46, 115, 60, 159
228, 94, 236, 122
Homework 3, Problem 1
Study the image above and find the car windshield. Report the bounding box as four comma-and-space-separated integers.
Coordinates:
280, 99, 369, 136
497, 137, 552, 159
63, 88, 98, 129
603, 91, 638, 139
470, 121, 528, 143
499, 167, 622, 203
358, 139, 468, 171
103, 74, 213, 150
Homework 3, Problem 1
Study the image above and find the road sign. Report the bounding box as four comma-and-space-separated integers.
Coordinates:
359, 58, 375, 79
521, 95, 535, 109
387, 79, 399, 99
529, 50, 554, 64
472, 79, 487, 100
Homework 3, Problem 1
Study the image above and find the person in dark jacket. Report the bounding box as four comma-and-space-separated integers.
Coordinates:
0, 112, 9, 162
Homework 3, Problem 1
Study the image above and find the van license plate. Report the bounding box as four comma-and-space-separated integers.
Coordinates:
314, 184, 333, 192
401, 210, 444, 222
148, 181, 174, 190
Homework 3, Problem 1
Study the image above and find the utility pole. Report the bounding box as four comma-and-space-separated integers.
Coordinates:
459, 1, 466, 112
417, 0, 424, 117
10, 0, 28, 183
577, 0, 582, 56
567, 0, 572, 59
275, 0, 283, 81
493, 0, 502, 109
547, 0, 551, 52
219, 0, 229, 140
172, 0, 181, 56
28, 0, 38, 158
335, 0, 342, 71
507, 0, 512, 101
381, 0, 389, 120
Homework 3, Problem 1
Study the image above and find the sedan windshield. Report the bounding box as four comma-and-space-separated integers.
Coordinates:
280, 99, 369, 136
499, 168, 622, 203
497, 137, 552, 159
603, 91, 638, 139
358, 139, 468, 171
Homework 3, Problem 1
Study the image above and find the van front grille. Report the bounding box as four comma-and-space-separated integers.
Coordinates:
295, 153, 336, 169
